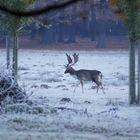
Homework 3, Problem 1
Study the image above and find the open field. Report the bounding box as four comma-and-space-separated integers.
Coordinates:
0, 49, 140, 140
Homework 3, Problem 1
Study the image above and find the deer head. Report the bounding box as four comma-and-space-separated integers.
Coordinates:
64, 53, 79, 74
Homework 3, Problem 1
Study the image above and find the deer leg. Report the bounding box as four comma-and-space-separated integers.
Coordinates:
100, 82, 105, 94
93, 80, 100, 93
73, 82, 80, 93
80, 80, 84, 93
96, 84, 99, 93
93, 80, 99, 93
101, 87, 105, 94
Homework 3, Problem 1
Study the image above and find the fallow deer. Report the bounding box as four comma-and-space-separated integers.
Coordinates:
64, 53, 105, 93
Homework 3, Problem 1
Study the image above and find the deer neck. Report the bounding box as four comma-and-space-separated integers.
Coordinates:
69, 67, 76, 75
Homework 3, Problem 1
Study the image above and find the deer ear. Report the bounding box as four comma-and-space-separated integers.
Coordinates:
64, 64, 68, 68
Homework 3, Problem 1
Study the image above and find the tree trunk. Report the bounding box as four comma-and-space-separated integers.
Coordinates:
129, 40, 136, 104
67, 23, 76, 43
89, 19, 96, 41
6, 35, 10, 69
57, 23, 64, 43
137, 43, 140, 104
97, 20, 107, 48
96, 0, 108, 48
89, 7, 96, 41
12, 32, 18, 82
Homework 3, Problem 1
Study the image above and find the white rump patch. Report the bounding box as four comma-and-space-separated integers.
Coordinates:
98, 72, 102, 83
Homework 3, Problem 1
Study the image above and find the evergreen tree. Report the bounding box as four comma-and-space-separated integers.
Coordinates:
0, 0, 35, 82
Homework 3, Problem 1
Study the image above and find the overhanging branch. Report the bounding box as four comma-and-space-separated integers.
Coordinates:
0, 0, 85, 17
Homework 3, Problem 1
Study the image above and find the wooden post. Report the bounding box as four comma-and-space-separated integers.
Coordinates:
129, 40, 136, 104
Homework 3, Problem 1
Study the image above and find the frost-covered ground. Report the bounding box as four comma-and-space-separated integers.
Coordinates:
0, 49, 140, 140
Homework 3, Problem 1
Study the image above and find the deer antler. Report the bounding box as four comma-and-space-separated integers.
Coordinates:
73, 53, 79, 64
66, 53, 79, 67
66, 53, 72, 66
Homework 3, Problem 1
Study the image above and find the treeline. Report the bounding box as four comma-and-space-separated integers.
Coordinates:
0, 0, 128, 48
29, 19, 127, 45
